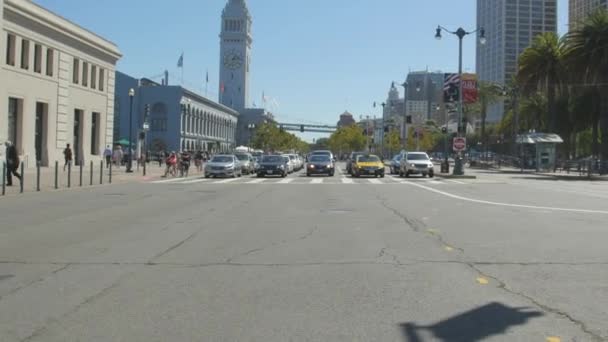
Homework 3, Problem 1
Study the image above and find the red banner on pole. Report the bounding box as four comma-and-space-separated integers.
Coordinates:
462, 73, 478, 104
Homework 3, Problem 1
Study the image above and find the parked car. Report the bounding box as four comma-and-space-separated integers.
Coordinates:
257, 154, 288, 178
204, 154, 242, 178
389, 154, 404, 174
235, 153, 254, 174
399, 152, 434, 178
306, 154, 334, 176
351, 154, 385, 178
347, 151, 366, 174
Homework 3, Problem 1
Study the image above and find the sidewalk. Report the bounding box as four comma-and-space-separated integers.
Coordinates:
1, 161, 170, 197
468, 165, 608, 181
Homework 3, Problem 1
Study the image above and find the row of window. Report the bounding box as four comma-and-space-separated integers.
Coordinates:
6, 33, 54, 77
72, 58, 105, 92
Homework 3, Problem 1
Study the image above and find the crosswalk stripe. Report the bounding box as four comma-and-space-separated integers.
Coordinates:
181, 178, 212, 184
341, 178, 353, 184
311, 178, 324, 184
215, 178, 240, 184
277, 178, 294, 184
246, 179, 266, 184
152, 177, 192, 184
445, 179, 466, 184
368, 179, 382, 184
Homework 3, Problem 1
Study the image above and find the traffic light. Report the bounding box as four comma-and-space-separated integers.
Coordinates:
144, 104, 150, 117
441, 127, 447, 134
406, 115, 412, 124
139, 132, 146, 140
300, 125, 304, 133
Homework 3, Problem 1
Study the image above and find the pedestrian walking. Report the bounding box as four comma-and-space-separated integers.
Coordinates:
103, 145, 112, 167
63, 143, 72, 171
4, 141, 22, 186
113, 146, 123, 168
158, 150, 165, 167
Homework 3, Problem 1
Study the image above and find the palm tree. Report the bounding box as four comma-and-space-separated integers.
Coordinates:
517, 32, 566, 133
477, 81, 504, 150
564, 8, 608, 160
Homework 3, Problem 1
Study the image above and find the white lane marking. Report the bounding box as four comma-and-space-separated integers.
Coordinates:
214, 178, 240, 184
311, 178, 324, 184
429, 180, 443, 185
342, 178, 353, 184
445, 179, 466, 184
402, 181, 608, 214
277, 178, 294, 184
181, 178, 212, 184
368, 179, 382, 184
152, 177, 195, 184
246, 179, 266, 184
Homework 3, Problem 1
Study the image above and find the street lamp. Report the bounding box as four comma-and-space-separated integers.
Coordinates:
435, 25, 486, 175
400, 81, 408, 150
126, 88, 135, 173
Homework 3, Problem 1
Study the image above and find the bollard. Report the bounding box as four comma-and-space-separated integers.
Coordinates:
36, 161, 41, 192
54, 161, 58, 189
67, 162, 71, 188
143, 157, 147, 176
2, 162, 5, 196
20, 161, 24, 193
100, 160, 103, 184
90, 161, 93, 185
109, 161, 112, 184
79, 161, 83, 187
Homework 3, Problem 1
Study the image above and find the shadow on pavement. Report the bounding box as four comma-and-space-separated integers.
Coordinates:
399, 302, 542, 342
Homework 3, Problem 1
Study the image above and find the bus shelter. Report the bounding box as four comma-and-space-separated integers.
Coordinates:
516, 133, 563, 171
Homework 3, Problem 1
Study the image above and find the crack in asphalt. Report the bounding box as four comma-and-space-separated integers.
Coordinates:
467, 262, 605, 342
20, 270, 136, 342
0, 264, 71, 303
375, 193, 604, 341
225, 225, 320, 263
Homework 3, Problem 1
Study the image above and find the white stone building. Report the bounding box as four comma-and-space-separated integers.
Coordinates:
0, 0, 121, 167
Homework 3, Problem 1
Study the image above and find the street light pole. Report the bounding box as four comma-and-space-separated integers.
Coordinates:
381, 102, 386, 158
126, 88, 135, 173
400, 81, 408, 151
436, 25, 485, 175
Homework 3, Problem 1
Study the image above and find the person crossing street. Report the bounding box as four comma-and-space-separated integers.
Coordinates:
4, 141, 22, 186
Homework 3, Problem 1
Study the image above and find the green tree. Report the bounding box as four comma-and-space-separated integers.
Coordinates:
564, 8, 608, 159
328, 125, 366, 153
517, 32, 566, 132
384, 130, 401, 155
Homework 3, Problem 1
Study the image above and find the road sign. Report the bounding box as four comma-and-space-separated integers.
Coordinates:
453, 137, 466, 152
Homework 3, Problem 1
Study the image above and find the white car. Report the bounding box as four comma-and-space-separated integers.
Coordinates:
399, 152, 435, 178
282, 155, 294, 173
288, 154, 299, 171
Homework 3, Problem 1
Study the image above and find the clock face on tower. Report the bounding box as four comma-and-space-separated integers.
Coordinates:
223, 49, 243, 70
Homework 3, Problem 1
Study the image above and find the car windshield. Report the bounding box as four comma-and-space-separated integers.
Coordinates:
211, 156, 233, 163
261, 155, 283, 163
310, 155, 330, 162
393, 155, 402, 161
357, 155, 380, 162
407, 154, 430, 161
289, 155, 295, 160
235, 154, 249, 161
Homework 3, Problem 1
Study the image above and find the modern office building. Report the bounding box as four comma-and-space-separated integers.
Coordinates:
569, 0, 608, 29
476, 0, 557, 122
114, 72, 239, 154
0, 0, 121, 167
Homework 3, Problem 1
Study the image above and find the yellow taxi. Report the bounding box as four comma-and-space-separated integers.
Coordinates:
352, 154, 385, 178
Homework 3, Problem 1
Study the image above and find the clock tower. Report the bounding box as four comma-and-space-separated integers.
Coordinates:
219, 0, 252, 110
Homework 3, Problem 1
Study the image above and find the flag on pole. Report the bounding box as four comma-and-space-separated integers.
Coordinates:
177, 53, 184, 68
205, 70, 209, 83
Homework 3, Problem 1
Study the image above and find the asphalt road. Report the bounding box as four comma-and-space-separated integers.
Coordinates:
1, 163, 607, 341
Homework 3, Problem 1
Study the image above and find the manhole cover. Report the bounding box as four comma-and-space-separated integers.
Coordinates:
0, 274, 14, 282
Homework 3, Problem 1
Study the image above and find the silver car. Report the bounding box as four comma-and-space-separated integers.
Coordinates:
204, 154, 242, 178
235, 153, 254, 174
399, 152, 435, 178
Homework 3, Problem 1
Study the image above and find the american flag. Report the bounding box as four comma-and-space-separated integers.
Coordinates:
443, 73, 459, 91
443, 73, 460, 102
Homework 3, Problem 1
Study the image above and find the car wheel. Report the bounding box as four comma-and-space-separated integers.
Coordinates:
423, 173, 428, 178
380, 173, 385, 178
405, 171, 410, 178
306, 173, 311, 177
282, 172, 287, 178
429, 172, 434, 178
257, 174, 263, 178
205, 174, 210, 178
329, 172, 334, 177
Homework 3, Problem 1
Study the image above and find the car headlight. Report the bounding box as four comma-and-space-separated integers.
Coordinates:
410, 163, 416, 167
279, 165, 285, 169
226, 164, 234, 169
328, 164, 333, 168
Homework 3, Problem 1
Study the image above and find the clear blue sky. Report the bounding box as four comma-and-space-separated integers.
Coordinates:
36, 0, 568, 142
